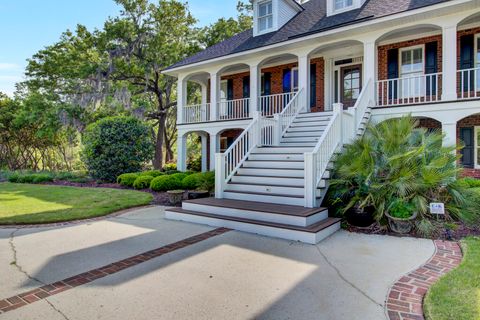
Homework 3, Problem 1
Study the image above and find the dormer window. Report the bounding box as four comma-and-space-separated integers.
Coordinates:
334, 0, 353, 11
258, 1, 273, 32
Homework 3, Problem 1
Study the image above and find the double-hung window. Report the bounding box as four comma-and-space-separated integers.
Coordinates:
400, 46, 424, 98
258, 1, 273, 33
334, 0, 353, 11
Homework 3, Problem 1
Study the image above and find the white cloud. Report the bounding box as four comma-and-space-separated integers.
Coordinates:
0, 63, 20, 71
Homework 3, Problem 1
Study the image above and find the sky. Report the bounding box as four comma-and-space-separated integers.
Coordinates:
0, 0, 239, 96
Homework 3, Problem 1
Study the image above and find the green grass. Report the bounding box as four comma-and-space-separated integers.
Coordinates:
0, 183, 153, 225
424, 237, 480, 320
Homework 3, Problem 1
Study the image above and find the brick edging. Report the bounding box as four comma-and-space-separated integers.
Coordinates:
385, 240, 463, 320
0, 227, 231, 314
0, 205, 157, 229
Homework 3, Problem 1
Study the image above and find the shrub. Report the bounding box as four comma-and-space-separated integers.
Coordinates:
164, 170, 180, 175
328, 116, 476, 235
163, 163, 177, 171
182, 173, 203, 190
198, 171, 215, 192
460, 178, 480, 188
7, 172, 54, 184
31, 173, 54, 184
171, 173, 188, 181
150, 175, 183, 192
133, 175, 154, 190
117, 173, 140, 187
140, 170, 164, 178
81, 116, 154, 182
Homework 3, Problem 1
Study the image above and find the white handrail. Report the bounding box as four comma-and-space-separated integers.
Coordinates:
376, 73, 442, 107
458, 67, 480, 100
182, 103, 210, 124
278, 89, 304, 136
217, 98, 250, 120
259, 92, 296, 116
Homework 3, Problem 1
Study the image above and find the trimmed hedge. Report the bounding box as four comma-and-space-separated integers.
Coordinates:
141, 170, 164, 178
133, 175, 154, 190
8, 172, 55, 184
150, 175, 183, 192
117, 173, 140, 187
182, 173, 203, 190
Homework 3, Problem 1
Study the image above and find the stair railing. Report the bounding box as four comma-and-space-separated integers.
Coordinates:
304, 79, 374, 208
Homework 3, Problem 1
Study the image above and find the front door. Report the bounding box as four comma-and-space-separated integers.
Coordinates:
340, 64, 362, 108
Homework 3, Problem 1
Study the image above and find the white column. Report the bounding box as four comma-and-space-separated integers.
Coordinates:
298, 55, 310, 112
363, 41, 376, 88
177, 76, 187, 124
176, 133, 187, 172
442, 122, 457, 148
249, 64, 259, 116
200, 83, 208, 122
324, 58, 334, 110
210, 73, 219, 121
209, 132, 219, 171
442, 25, 458, 101
201, 134, 208, 172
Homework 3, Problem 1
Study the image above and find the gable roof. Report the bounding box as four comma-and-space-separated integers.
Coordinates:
166, 0, 450, 71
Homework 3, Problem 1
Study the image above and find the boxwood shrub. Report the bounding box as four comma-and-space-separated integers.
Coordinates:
117, 173, 140, 187
150, 175, 183, 192
141, 170, 164, 178
182, 173, 203, 190
8, 172, 55, 184
133, 175, 154, 190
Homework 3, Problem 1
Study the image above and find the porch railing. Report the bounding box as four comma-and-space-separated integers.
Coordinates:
217, 98, 250, 121
376, 73, 442, 107
182, 103, 210, 124
259, 92, 296, 116
458, 67, 480, 100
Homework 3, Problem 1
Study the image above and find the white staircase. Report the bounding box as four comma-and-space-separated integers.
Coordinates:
166, 81, 374, 244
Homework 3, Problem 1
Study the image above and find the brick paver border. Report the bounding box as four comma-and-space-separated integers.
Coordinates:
386, 240, 463, 320
0, 227, 231, 314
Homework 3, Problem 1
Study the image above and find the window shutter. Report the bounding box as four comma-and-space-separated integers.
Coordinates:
387, 48, 399, 100
242, 76, 250, 98
227, 79, 234, 101
282, 69, 292, 93
460, 127, 474, 168
263, 72, 272, 96
310, 64, 317, 109
460, 35, 474, 93
425, 42, 438, 96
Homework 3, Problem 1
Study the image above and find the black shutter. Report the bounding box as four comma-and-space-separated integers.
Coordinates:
227, 79, 234, 101
387, 48, 399, 100
282, 69, 292, 93
242, 76, 250, 98
310, 63, 317, 109
425, 41, 438, 96
460, 127, 474, 168
263, 72, 271, 96
460, 35, 474, 93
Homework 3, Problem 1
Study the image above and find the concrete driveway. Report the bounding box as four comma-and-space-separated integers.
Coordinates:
0, 207, 435, 320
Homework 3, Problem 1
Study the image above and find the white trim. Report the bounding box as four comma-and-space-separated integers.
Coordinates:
399, 44, 425, 77
377, 31, 442, 46
475, 126, 480, 169
257, 0, 274, 34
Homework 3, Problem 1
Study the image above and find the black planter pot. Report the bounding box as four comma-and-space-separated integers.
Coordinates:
188, 190, 210, 200
345, 206, 376, 227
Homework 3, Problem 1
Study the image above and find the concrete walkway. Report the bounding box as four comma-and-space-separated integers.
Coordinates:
0, 207, 435, 320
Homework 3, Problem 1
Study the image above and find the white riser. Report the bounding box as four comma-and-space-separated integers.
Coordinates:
243, 161, 303, 169
293, 117, 331, 123
282, 137, 320, 143
226, 184, 321, 197
224, 191, 305, 206
287, 126, 326, 133
278, 142, 316, 147
248, 154, 304, 161
254, 147, 312, 154
237, 168, 304, 178
165, 210, 341, 244
283, 131, 324, 138
182, 202, 328, 227
231, 175, 304, 187
296, 112, 333, 119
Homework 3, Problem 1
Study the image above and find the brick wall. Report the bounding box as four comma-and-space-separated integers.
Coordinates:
377, 35, 443, 81
457, 114, 480, 178
417, 118, 442, 130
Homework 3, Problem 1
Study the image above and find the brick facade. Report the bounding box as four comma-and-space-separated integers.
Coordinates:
417, 118, 442, 130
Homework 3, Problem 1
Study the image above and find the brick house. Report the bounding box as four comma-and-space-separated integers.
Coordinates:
163, 0, 480, 243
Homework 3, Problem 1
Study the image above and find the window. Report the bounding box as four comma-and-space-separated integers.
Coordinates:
475, 34, 480, 90
476, 127, 480, 169
400, 46, 424, 97
220, 80, 228, 102
258, 1, 273, 32
334, 0, 353, 11
292, 67, 299, 92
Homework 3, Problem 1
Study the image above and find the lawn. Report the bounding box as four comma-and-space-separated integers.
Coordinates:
424, 237, 480, 320
0, 183, 153, 225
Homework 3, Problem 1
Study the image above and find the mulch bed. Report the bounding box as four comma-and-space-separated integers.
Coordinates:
44, 181, 176, 206
346, 222, 480, 241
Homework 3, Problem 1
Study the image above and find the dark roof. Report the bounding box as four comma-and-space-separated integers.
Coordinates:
166, 0, 450, 71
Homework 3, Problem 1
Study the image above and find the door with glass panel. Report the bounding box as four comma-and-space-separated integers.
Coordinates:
340, 64, 362, 108
400, 46, 424, 99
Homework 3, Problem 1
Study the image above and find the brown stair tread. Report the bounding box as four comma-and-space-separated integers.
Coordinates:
185, 197, 327, 217
168, 207, 341, 233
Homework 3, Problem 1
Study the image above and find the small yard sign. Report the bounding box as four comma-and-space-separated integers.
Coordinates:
430, 203, 445, 215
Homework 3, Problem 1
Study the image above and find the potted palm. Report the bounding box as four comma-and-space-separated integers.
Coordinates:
385, 199, 418, 234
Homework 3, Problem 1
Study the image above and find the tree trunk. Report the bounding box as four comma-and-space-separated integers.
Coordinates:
153, 114, 166, 169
